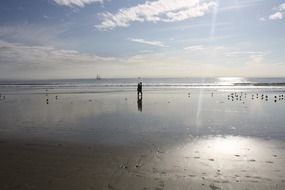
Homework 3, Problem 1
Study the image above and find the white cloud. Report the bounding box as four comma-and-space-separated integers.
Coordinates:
224, 51, 266, 57
259, 17, 266, 21
269, 12, 283, 20
0, 40, 121, 79
184, 45, 207, 51
183, 45, 268, 60
124, 48, 284, 78
279, 3, 285, 11
1, 40, 284, 79
96, 0, 217, 30
129, 38, 168, 47
0, 41, 116, 64
219, 0, 264, 11
0, 24, 68, 47
260, 2, 285, 22
53, 0, 103, 7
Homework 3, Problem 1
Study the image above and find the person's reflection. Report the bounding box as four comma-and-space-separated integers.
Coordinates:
137, 94, 142, 112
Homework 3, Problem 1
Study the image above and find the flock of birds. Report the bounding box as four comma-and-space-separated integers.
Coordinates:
0, 89, 58, 104
1, 91, 285, 104
45, 89, 58, 104
186, 91, 285, 103
226, 92, 285, 103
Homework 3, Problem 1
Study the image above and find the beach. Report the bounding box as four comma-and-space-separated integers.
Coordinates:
1, 0, 285, 189
1, 81, 285, 190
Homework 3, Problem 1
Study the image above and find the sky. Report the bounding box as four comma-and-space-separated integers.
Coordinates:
0, 0, 284, 79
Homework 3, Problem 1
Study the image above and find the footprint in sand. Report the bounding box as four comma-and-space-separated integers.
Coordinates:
158, 180, 164, 188
209, 183, 221, 190
214, 180, 229, 184
154, 180, 165, 190
107, 184, 114, 189
120, 164, 128, 169
152, 168, 159, 173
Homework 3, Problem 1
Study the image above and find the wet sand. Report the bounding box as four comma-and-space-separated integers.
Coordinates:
0, 89, 285, 189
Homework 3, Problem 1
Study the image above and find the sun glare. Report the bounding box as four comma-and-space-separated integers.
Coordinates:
211, 137, 242, 154
217, 77, 248, 85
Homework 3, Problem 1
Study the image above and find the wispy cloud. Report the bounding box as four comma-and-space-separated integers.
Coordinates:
0, 40, 120, 79
0, 23, 71, 48
124, 47, 283, 77
95, 0, 217, 30
219, 0, 264, 11
129, 38, 168, 47
279, 3, 285, 11
0, 40, 116, 64
184, 44, 267, 58
259, 17, 266, 21
155, 22, 232, 32
224, 51, 266, 57
53, 0, 103, 7
269, 12, 283, 20
184, 45, 207, 51
260, 2, 285, 21
0, 40, 282, 79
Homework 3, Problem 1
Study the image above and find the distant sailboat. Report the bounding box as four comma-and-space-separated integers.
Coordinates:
96, 74, 101, 80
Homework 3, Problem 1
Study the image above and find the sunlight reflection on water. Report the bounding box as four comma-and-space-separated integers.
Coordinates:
217, 77, 249, 86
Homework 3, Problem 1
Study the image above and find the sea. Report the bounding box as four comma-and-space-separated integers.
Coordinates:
0, 77, 285, 94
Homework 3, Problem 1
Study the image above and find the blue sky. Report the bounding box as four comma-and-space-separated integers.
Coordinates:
0, 0, 284, 79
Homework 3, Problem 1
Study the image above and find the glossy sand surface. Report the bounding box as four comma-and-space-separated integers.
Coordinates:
0, 89, 285, 189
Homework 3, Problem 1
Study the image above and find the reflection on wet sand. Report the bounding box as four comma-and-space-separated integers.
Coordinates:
137, 94, 142, 112
0, 89, 285, 189
144, 136, 285, 190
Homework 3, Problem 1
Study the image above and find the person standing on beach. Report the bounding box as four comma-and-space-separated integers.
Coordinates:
137, 82, 142, 96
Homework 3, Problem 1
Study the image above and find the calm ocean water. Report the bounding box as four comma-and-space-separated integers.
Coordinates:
0, 77, 285, 93
0, 77, 285, 86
